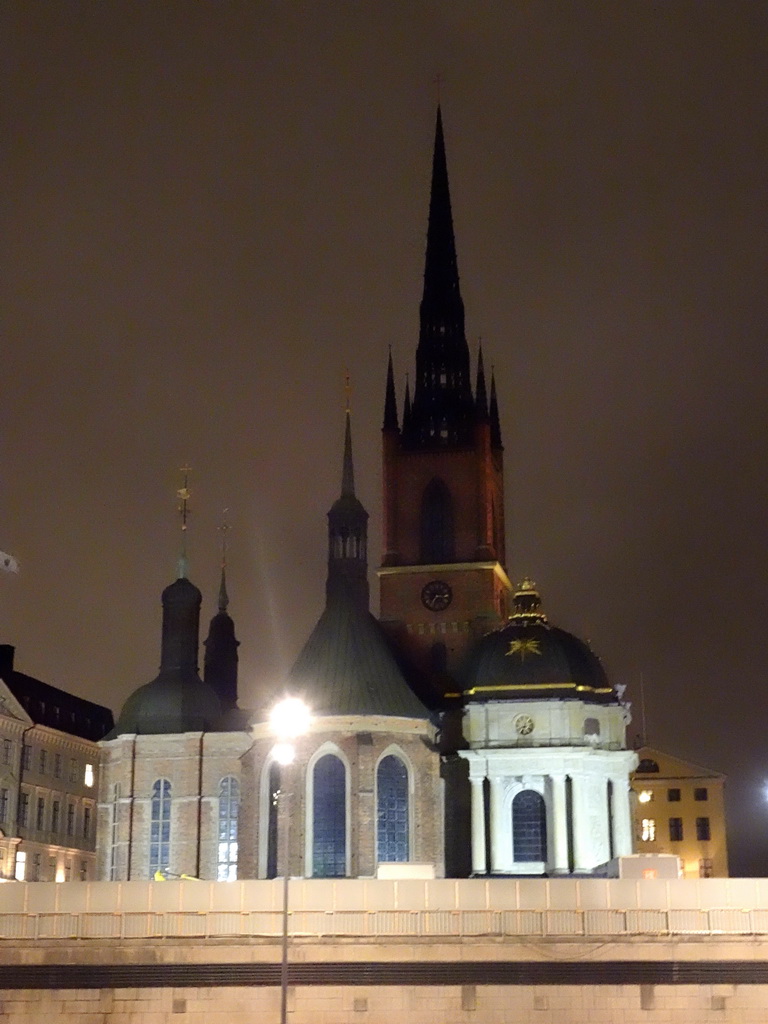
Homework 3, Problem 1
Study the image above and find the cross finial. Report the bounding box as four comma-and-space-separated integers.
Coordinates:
344, 368, 351, 413
177, 466, 192, 532
176, 465, 192, 578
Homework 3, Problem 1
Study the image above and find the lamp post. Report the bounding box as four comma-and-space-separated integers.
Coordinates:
270, 697, 310, 1024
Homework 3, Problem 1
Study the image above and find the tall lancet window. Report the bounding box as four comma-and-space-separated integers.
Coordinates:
149, 779, 172, 877
266, 762, 281, 879
217, 776, 239, 881
420, 478, 455, 562
512, 790, 547, 862
312, 754, 346, 877
377, 755, 409, 862
109, 783, 121, 881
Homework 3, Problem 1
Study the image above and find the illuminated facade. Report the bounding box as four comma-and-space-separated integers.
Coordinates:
0, 644, 112, 881
97, 108, 639, 881
631, 745, 728, 877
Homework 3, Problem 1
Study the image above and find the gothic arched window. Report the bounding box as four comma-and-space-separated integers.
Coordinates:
218, 776, 240, 881
149, 779, 172, 877
266, 762, 281, 879
420, 478, 455, 563
312, 754, 346, 877
512, 789, 547, 862
377, 755, 409, 863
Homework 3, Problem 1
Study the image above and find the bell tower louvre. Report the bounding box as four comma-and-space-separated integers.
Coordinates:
379, 107, 511, 702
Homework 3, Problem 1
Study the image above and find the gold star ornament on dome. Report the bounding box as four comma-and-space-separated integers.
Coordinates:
506, 638, 542, 660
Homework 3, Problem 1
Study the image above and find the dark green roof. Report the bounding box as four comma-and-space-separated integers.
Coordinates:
107, 668, 224, 737
287, 595, 429, 719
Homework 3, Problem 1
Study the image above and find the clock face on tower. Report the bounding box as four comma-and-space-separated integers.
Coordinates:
421, 580, 452, 612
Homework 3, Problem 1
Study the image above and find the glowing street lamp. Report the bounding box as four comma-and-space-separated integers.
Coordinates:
270, 697, 310, 1024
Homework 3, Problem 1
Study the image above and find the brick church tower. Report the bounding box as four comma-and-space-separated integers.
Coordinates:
378, 108, 512, 702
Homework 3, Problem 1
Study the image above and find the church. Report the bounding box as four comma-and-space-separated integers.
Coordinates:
96, 109, 637, 882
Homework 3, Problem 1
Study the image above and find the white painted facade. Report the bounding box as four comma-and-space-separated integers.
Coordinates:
460, 698, 638, 875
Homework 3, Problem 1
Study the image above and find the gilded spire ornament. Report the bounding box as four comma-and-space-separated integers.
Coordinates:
176, 465, 192, 579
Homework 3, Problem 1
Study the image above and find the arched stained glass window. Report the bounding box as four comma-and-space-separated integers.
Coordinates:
266, 762, 281, 879
312, 754, 346, 878
512, 790, 547, 862
420, 478, 455, 562
149, 779, 171, 878
377, 755, 409, 863
218, 776, 240, 881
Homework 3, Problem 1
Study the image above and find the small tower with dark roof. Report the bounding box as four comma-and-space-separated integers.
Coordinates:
108, 476, 223, 736
203, 520, 240, 713
327, 395, 369, 610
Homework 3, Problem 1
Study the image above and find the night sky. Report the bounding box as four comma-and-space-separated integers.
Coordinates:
2, 4, 767, 875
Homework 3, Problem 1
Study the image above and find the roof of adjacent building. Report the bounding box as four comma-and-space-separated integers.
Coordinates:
0, 644, 114, 741
287, 593, 431, 720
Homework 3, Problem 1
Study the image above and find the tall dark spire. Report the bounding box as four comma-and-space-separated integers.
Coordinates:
409, 106, 474, 448
402, 375, 412, 437
490, 368, 503, 449
204, 515, 240, 712
341, 406, 355, 496
383, 349, 399, 431
203, 567, 240, 712
475, 343, 489, 420
327, 407, 369, 609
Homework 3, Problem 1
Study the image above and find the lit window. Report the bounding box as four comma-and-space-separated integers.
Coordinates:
638, 790, 653, 804
641, 818, 656, 842
15, 851, 26, 881
513, 790, 547, 862
313, 754, 346, 878
84, 764, 94, 788
149, 779, 172, 877
377, 755, 409, 863
699, 857, 714, 878
109, 783, 121, 881
217, 777, 239, 881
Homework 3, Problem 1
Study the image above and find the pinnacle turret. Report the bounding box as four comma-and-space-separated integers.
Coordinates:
327, 408, 369, 609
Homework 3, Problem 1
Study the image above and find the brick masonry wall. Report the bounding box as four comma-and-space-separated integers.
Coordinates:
241, 716, 443, 878
97, 732, 252, 880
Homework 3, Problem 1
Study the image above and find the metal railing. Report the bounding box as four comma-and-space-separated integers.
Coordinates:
0, 906, 766, 941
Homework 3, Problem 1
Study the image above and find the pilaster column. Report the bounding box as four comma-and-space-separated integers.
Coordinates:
611, 776, 634, 856
488, 776, 505, 874
570, 774, 591, 872
550, 774, 569, 874
469, 775, 487, 875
